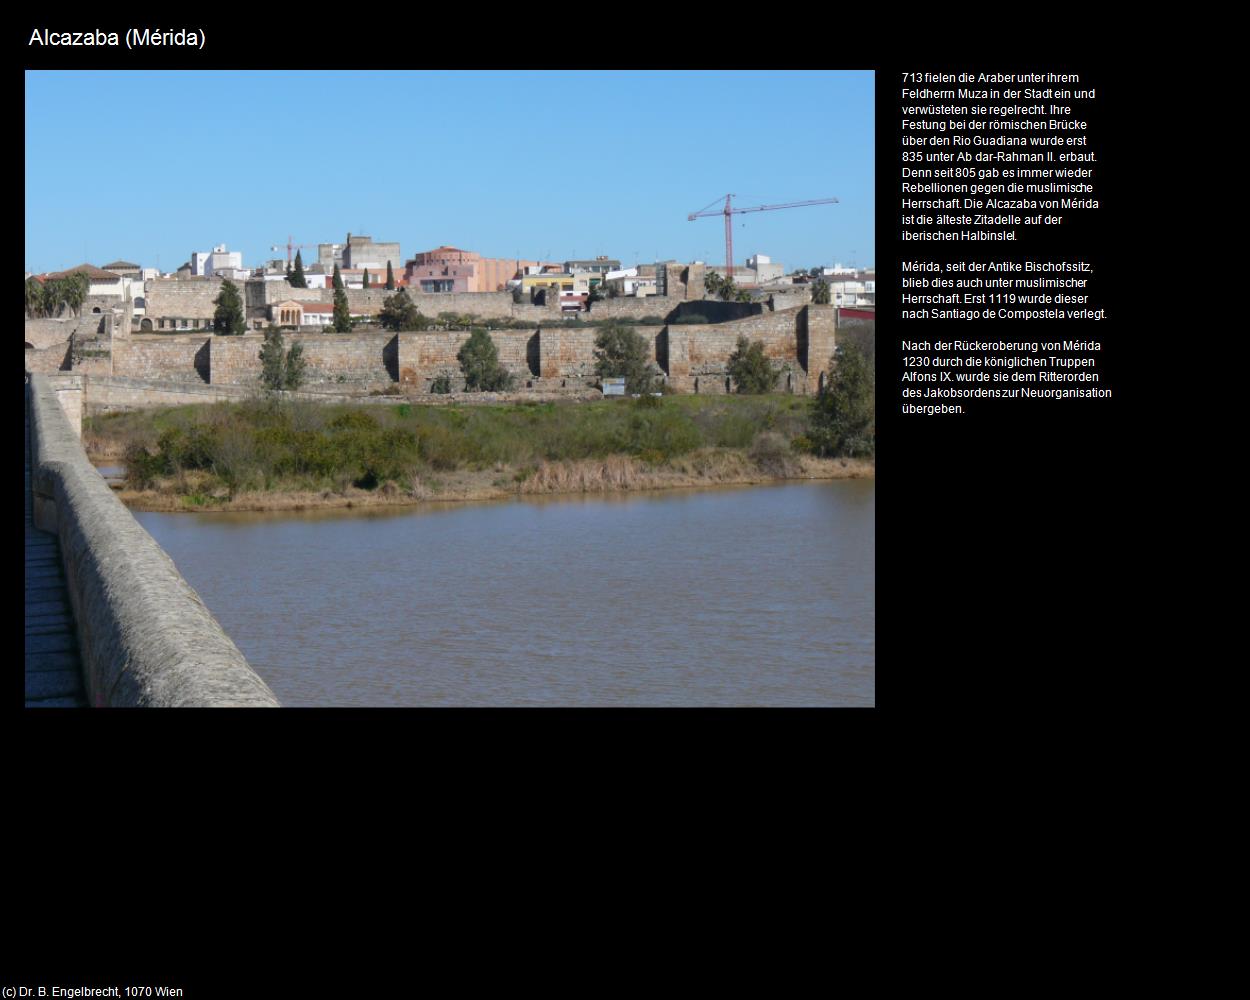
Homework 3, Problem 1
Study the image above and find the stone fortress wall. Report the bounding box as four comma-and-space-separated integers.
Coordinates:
28, 281, 854, 397
27, 308, 843, 395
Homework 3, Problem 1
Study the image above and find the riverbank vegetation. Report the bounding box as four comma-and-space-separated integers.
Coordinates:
84, 391, 873, 511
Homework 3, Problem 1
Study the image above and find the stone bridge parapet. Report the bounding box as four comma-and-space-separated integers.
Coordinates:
27, 374, 279, 707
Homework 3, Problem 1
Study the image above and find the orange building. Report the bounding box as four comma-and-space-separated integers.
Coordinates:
405, 246, 558, 293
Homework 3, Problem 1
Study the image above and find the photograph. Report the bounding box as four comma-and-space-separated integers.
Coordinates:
24, 69, 876, 707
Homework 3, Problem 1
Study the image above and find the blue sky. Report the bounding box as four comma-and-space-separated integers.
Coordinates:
25, 70, 874, 275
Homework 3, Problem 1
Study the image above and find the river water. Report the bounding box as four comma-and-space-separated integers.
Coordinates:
134, 480, 874, 706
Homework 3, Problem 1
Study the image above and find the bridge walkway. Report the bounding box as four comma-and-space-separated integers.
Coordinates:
25, 386, 88, 707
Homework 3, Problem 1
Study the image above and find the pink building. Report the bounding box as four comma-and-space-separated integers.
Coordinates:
404, 261, 475, 293
405, 246, 554, 293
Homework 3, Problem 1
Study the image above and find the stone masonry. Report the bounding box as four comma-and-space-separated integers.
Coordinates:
41, 294, 846, 396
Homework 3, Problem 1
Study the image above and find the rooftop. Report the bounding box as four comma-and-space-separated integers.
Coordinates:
45, 263, 122, 281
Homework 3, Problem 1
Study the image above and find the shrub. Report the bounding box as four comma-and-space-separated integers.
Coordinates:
726, 336, 778, 394
258, 327, 306, 390
429, 373, 453, 394
749, 431, 800, 476
123, 441, 165, 490
810, 343, 875, 457
593, 323, 660, 395
457, 329, 516, 391
378, 289, 428, 331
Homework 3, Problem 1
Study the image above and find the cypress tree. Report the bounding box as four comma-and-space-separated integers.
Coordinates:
362, 267, 370, 290
332, 264, 344, 291
290, 251, 308, 289
259, 326, 286, 388
333, 285, 352, 333
212, 278, 246, 336
385, 261, 395, 290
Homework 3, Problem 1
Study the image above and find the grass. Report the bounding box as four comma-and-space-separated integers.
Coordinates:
84, 394, 833, 503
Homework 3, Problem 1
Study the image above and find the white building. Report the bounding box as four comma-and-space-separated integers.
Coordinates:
603, 267, 656, 297
746, 254, 785, 283
822, 275, 876, 308
191, 244, 244, 277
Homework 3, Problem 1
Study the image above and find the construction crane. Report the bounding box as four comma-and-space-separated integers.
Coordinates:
687, 195, 838, 281
270, 235, 318, 268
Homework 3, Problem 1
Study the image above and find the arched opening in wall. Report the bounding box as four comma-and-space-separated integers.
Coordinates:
725, 377, 731, 393
140, 318, 153, 331
694, 377, 699, 394
818, 371, 826, 393
24, 342, 34, 350
786, 372, 793, 393
92, 307, 101, 313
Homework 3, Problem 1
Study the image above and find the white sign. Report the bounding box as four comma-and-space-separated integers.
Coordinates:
602, 378, 625, 396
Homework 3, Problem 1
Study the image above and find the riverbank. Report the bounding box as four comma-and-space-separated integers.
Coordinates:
85, 395, 874, 512
111, 452, 873, 511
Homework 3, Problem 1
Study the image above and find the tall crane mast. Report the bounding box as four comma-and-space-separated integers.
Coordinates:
270, 235, 318, 268
687, 195, 838, 280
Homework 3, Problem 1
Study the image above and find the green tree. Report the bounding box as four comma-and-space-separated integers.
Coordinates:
289, 251, 308, 289
38, 277, 62, 317
362, 268, 370, 290
726, 336, 777, 394
811, 279, 831, 305
810, 342, 875, 458
258, 326, 307, 390
62, 272, 89, 317
457, 328, 516, 391
36, 278, 57, 317
593, 322, 659, 394
332, 264, 344, 291
284, 340, 307, 389
259, 326, 286, 389
378, 289, 427, 331
385, 261, 396, 290
705, 271, 747, 302
333, 285, 353, 333
25, 277, 44, 317
212, 278, 246, 335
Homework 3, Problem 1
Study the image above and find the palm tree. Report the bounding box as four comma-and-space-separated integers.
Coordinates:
41, 277, 65, 317
63, 272, 89, 316
25, 277, 44, 317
